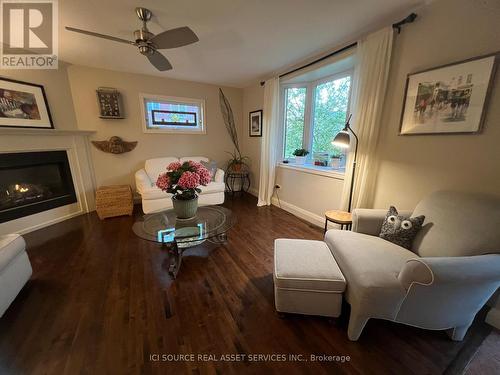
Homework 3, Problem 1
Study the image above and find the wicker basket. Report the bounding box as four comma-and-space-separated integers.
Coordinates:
95, 185, 133, 220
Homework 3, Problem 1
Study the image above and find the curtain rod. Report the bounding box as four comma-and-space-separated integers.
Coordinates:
260, 12, 417, 86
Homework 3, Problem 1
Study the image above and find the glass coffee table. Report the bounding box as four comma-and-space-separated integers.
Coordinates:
133, 206, 235, 278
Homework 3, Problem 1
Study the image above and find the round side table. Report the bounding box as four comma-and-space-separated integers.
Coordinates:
225, 171, 250, 195
324, 210, 352, 233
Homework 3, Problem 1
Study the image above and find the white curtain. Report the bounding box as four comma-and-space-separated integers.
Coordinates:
257, 77, 280, 206
340, 27, 394, 210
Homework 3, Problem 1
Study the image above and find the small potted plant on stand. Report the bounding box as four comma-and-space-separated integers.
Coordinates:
226, 151, 250, 173
156, 161, 212, 219
293, 148, 309, 165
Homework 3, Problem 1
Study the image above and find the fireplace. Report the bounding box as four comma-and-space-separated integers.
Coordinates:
0, 151, 77, 223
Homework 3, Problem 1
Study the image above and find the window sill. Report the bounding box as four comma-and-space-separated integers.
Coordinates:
277, 162, 345, 180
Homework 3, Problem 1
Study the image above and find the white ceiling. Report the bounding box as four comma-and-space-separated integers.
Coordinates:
60, 0, 423, 87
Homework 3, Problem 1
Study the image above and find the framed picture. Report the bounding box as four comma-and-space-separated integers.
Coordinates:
399, 53, 498, 135
249, 109, 262, 137
0, 77, 53, 129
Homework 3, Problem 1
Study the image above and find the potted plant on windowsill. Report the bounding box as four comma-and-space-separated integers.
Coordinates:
330, 148, 343, 169
293, 148, 309, 165
156, 161, 212, 219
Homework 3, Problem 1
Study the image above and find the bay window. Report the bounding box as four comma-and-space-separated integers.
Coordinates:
281, 71, 352, 170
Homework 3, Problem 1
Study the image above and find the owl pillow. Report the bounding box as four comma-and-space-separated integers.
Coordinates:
379, 206, 425, 250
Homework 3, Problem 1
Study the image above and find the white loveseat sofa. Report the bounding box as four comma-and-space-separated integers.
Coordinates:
135, 156, 225, 214
325, 191, 500, 341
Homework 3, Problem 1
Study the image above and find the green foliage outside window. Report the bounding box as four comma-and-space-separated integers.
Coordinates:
283, 76, 351, 161
284, 87, 306, 158
312, 77, 350, 156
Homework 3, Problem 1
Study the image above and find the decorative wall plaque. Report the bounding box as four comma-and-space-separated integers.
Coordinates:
91, 136, 137, 154
96, 87, 124, 119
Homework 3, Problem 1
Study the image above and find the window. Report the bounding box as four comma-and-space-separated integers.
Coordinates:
281, 72, 352, 170
140, 94, 205, 134
283, 87, 307, 158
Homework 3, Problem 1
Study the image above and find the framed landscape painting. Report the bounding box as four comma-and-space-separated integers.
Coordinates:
0, 78, 53, 129
399, 54, 497, 135
249, 110, 262, 137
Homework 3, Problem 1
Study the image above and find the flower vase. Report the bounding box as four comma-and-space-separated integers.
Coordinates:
172, 196, 199, 219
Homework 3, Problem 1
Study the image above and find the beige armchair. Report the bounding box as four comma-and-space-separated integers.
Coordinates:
324, 191, 500, 341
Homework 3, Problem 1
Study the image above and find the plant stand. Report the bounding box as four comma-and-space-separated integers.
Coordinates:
225, 171, 250, 195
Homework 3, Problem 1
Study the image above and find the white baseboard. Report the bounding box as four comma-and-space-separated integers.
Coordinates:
247, 187, 338, 230
486, 307, 500, 330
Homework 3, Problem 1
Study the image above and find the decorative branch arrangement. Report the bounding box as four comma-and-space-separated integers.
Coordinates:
219, 88, 240, 156
219, 88, 250, 172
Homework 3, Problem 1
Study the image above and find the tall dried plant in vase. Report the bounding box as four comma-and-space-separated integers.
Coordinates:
219, 88, 249, 172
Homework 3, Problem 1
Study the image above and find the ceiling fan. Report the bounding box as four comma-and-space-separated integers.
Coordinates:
65, 7, 199, 71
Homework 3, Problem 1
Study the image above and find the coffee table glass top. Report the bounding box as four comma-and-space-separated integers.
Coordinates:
133, 206, 235, 245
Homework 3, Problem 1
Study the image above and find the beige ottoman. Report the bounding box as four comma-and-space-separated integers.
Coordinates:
274, 239, 346, 317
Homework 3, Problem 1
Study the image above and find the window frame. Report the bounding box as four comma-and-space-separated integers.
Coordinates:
139, 93, 206, 134
280, 69, 354, 164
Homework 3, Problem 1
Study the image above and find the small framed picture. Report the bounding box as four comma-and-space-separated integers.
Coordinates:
249, 109, 262, 137
0, 77, 53, 129
399, 53, 497, 135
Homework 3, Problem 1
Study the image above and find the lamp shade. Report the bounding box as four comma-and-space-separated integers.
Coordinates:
332, 130, 351, 148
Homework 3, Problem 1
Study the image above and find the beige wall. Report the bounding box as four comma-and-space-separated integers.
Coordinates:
275, 167, 344, 226
243, 0, 500, 219
372, 0, 500, 209
0, 62, 78, 130
67, 65, 243, 188
241, 83, 264, 191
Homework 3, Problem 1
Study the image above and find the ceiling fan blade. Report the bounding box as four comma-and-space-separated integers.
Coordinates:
150, 26, 199, 49
147, 51, 172, 71
65, 26, 135, 45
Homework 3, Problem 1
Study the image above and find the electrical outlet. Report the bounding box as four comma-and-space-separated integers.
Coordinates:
274, 184, 281, 189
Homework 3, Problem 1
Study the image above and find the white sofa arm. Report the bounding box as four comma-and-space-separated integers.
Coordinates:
352, 208, 413, 236
135, 169, 153, 194
214, 168, 225, 184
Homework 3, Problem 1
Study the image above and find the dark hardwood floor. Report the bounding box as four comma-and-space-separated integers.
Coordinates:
0, 193, 492, 374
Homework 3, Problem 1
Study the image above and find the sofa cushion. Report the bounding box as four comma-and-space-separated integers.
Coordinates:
145, 157, 179, 182
199, 182, 225, 195
325, 230, 412, 319
141, 181, 225, 200
201, 160, 218, 181
411, 191, 500, 257
179, 156, 209, 163
274, 239, 345, 292
0, 234, 26, 271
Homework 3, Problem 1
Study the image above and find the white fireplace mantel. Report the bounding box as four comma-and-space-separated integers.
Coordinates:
0, 128, 97, 235
0, 128, 95, 136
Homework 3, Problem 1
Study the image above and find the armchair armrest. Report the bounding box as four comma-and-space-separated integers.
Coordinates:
395, 255, 500, 335
352, 208, 413, 236
399, 255, 500, 290
214, 168, 224, 184
135, 169, 153, 194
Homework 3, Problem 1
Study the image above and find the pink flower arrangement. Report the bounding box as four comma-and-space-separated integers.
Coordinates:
156, 160, 211, 200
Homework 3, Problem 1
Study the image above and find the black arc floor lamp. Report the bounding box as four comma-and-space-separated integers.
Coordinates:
332, 114, 358, 212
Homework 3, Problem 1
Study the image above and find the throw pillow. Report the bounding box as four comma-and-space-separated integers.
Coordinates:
201, 160, 218, 181
379, 206, 425, 250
